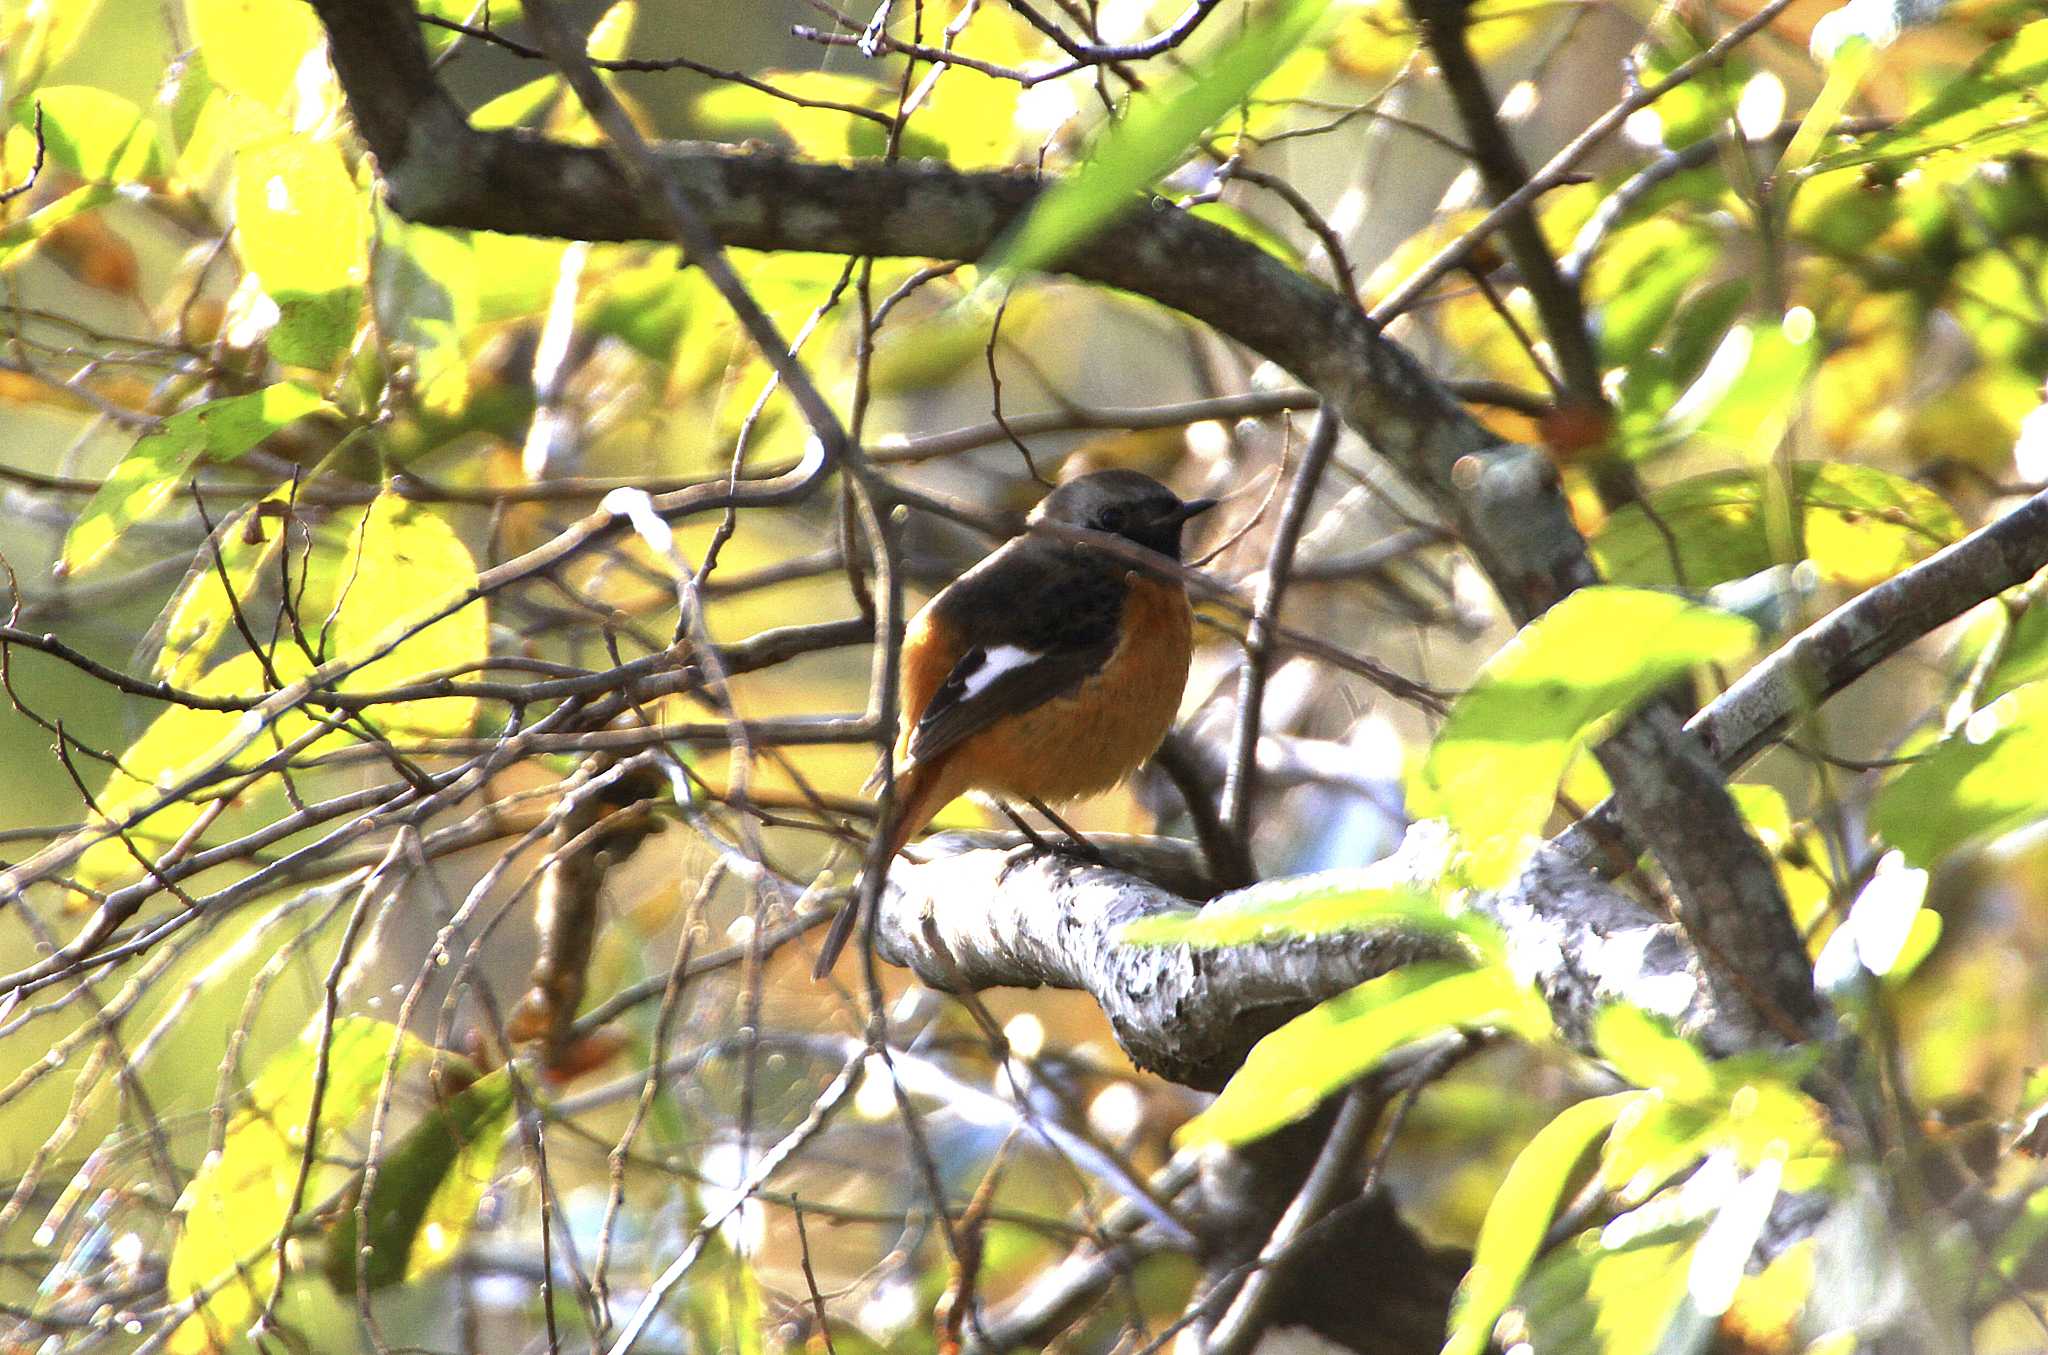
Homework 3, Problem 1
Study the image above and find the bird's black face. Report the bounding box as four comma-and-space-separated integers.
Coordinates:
1030, 470, 1218, 562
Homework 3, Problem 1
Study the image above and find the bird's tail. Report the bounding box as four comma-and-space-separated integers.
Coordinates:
812, 761, 951, 979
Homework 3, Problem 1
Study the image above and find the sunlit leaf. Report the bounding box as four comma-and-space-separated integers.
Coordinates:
1178, 962, 1547, 1147
18, 86, 163, 182
1976, 593, 2048, 705
1185, 201, 1307, 270
332, 492, 486, 739
416, 0, 523, 54
373, 215, 478, 419
1519, 1211, 1707, 1355
1416, 587, 1758, 886
1591, 462, 1961, 589
9, 0, 106, 86
1690, 319, 1817, 459
169, 1018, 424, 1354
185, 0, 323, 110
72, 647, 323, 895
1872, 681, 2048, 865
985, 0, 1332, 281
1810, 20, 2048, 171
324, 1066, 514, 1291
1121, 875, 1458, 948
62, 383, 334, 574
694, 71, 898, 161
155, 490, 306, 685
233, 136, 366, 368
1443, 1093, 1639, 1355
1591, 220, 1717, 365
81, 494, 482, 891
1593, 1006, 1715, 1102
471, 73, 559, 130
586, 0, 636, 62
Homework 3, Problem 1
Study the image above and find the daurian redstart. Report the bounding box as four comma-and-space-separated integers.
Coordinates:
813, 469, 1216, 977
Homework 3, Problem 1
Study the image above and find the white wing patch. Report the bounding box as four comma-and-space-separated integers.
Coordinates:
959, 644, 1042, 701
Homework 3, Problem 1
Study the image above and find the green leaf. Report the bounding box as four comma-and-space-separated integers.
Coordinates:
1417, 587, 1758, 886
985, 0, 1332, 281
1443, 1093, 1640, 1355
1120, 875, 1456, 948
1593, 1006, 1715, 1101
373, 215, 478, 419
155, 492, 292, 685
79, 493, 482, 891
19, 86, 164, 182
1591, 463, 1962, 589
1873, 681, 2048, 865
1809, 19, 2048, 172
1690, 319, 1817, 460
325, 1066, 515, 1291
471, 73, 560, 130
233, 136, 366, 368
1184, 201, 1308, 270
184, 0, 324, 110
1519, 1215, 1707, 1355
9, 0, 106, 86
331, 492, 486, 739
62, 383, 334, 574
693, 71, 898, 160
586, 0, 636, 61
1178, 962, 1546, 1147
1975, 594, 2048, 706
417, 0, 523, 54
169, 1018, 425, 1354
1593, 222, 1717, 365
73, 647, 325, 894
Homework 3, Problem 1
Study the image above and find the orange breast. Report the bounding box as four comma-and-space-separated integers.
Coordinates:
952, 574, 1193, 804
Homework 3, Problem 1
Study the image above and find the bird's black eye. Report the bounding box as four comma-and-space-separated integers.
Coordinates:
1096, 505, 1128, 533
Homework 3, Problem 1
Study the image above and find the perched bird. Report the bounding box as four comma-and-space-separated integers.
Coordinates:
814, 469, 1216, 978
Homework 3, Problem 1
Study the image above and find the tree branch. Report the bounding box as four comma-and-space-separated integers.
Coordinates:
869, 820, 1754, 1089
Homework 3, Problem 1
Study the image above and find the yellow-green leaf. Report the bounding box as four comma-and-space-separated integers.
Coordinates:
1592, 463, 1960, 590
1121, 875, 1455, 948
1593, 1006, 1715, 1102
1809, 20, 2048, 172
233, 136, 366, 368
324, 1066, 514, 1291
62, 383, 334, 574
1873, 681, 2048, 866
18, 86, 164, 182
1443, 1093, 1640, 1355
1417, 587, 1759, 886
185, 0, 323, 110
332, 493, 485, 739
985, 0, 1333, 282
155, 493, 293, 685
1178, 962, 1546, 1147
169, 1018, 424, 1354
586, 0, 636, 62
73, 647, 325, 894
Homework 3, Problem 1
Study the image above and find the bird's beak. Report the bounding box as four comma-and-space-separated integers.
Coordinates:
1172, 496, 1219, 524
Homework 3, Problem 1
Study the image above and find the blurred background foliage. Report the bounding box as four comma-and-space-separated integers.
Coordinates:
3, 0, 2048, 1351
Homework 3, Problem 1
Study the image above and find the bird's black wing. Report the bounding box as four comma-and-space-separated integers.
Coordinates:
903, 541, 1127, 771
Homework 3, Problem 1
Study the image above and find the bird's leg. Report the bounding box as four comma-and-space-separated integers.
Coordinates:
989, 797, 1059, 857
1026, 797, 1106, 866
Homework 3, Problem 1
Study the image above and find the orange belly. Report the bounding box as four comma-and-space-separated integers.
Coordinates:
917, 574, 1193, 810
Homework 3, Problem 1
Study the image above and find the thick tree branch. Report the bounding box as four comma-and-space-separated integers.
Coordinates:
870, 821, 1753, 1089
